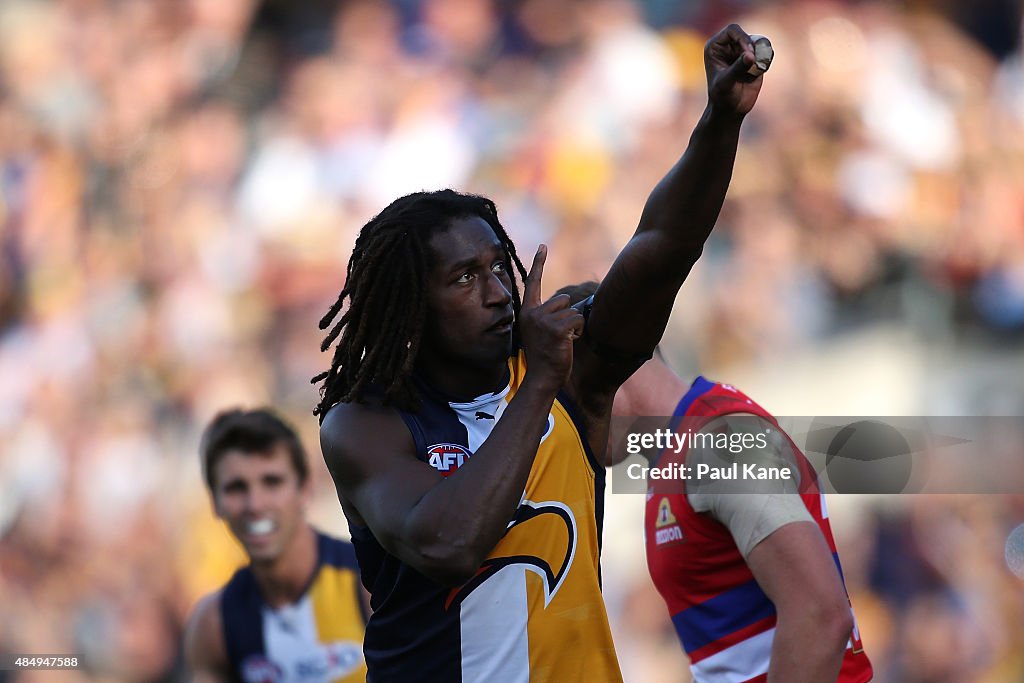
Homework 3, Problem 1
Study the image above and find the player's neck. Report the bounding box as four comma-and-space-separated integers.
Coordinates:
418, 357, 510, 402
251, 524, 319, 609
629, 361, 690, 417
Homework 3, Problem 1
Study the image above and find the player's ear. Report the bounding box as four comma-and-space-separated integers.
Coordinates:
298, 474, 314, 509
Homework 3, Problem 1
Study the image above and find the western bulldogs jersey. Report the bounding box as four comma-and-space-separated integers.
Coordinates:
349, 350, 622, 682
644, 377, 873, 683
221, 531, 367, 683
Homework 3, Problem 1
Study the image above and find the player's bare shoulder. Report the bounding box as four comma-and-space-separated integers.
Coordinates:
319, 400, 417, 507
184, 590, 230, 682
320, 401, 414, 465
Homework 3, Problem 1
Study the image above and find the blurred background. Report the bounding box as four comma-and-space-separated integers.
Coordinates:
1, 0, 1023, 680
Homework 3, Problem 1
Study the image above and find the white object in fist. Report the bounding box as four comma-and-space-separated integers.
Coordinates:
747, 35, 774, 75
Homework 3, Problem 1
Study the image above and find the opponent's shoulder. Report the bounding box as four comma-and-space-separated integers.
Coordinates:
184, 590, 229, 674
692, 379, 771, 414
693, 410, 793, 466
697, 409, 772, 429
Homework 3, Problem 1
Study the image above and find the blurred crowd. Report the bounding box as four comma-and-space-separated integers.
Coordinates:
1, 0, 1023, 681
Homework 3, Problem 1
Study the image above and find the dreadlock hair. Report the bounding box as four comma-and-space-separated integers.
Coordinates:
313, 189, 528, 422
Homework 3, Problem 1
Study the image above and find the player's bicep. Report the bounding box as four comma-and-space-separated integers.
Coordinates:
578, 237, 692, 383
565, 294, 652, 419
687, 413, 811, 555
319, 403, 443, 558
745, 521, 849, 617
695, 490, 814, 560
183, 594, 231, 683
686, 413, 802, 499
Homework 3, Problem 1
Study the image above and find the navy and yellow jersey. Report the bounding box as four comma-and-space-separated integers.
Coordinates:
349, 350, 623, 682
220, 531, 367, 683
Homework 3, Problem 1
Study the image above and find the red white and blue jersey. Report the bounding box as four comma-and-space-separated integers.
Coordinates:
644, 377, 873, 683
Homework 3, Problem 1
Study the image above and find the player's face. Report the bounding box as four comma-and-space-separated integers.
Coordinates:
212, 445, 310, 564
421, 216, 516, 371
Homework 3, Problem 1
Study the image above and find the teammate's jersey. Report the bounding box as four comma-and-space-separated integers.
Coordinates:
220, 531, 367, 683
349, 349, 622, 682
644, 377, 873, 683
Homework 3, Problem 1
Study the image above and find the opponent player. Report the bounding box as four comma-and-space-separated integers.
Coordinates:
560, 280, 873, 683
314, 24, 768, 682
184, 409, 367, 683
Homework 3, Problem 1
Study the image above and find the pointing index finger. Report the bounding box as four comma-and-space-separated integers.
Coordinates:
523, 244, 547, 308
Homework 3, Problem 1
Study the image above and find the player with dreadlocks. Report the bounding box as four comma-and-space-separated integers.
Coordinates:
313, 191, 527, 416
315, 24, 770, 683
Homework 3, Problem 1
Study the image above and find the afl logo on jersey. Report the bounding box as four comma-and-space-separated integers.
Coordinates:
240, 655, 282, 683
427, 443, 472, 476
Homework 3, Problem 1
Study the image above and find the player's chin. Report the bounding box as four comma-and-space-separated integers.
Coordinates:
246, 542, 283, 564
238, 530, 281, 560
485, 333, 514, 361
474, 329, 512, 356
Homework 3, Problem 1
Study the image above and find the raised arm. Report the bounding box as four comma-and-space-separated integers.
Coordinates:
572, 25, 766, 398
321, 247, 584, 587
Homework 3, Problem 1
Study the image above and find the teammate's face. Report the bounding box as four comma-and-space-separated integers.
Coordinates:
211, 445, 310, 564
421, 216, 516, 372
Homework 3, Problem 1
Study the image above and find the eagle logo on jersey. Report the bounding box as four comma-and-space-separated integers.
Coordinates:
445, 499, 577, 610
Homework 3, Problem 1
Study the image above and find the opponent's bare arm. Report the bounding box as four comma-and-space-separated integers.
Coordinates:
183, 592, 232, 683
321, 247, 583, 587
570, 25, 766, 407
747, 523, 854, 682
688, 412, 853, 680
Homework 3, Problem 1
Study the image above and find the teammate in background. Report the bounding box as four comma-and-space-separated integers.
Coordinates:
313, 24, 768, 683
559, 280, 874, 683
184, 409, 367, 683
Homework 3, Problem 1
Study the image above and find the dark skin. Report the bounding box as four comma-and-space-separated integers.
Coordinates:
321, 25, 765, 587
415, 217, 521, 397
